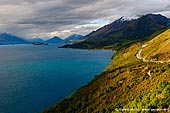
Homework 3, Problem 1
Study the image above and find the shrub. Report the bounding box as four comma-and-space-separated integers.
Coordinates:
158, 81, 168, 92
162, 85, 170, 98
164, 64, 170, 72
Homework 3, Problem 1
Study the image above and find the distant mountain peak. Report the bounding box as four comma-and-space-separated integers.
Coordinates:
64, 34, 83, 42
0, 32, 14, 36
0, 33, 28, 45
45, 36, 63, 43
53, 36, 60, 38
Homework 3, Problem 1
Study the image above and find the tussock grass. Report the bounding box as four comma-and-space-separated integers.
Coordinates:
142, 29, 170, 61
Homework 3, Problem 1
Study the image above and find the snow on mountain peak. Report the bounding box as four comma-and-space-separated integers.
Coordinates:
119, 15, 139, 21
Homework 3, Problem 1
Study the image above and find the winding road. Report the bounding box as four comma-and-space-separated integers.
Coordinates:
136, 44, 170, 64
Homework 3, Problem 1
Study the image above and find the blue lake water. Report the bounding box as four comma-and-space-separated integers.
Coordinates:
0, 44, 113, 113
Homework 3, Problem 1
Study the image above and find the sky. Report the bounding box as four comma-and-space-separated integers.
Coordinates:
0, 0, 169, 39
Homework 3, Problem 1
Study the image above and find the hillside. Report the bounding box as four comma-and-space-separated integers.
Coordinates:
0, 33, 28, 45
43, 28, 170, 113
60, 14, 170, 50
141, 29, 170, 62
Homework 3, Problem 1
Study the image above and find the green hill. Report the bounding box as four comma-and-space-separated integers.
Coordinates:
43, 29, 170, 113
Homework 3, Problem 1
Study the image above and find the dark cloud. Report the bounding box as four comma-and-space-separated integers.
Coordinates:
0, 0, 169, 39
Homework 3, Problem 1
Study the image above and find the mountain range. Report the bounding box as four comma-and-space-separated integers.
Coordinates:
64, 34, 83, 43
0, 14, 169, 47
0, 33, 28, 45
45, 34, 84, 43
0, 34, 84, 45
60, 14, 170, 50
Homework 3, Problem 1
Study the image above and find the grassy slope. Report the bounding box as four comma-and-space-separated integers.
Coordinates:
141, 29, 170, 61
43, 30, 170, 113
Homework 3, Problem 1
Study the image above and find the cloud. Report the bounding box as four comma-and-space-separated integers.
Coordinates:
0, 0, 169, 39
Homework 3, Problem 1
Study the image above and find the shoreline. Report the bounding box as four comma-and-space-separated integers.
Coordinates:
42, 47, 115, 113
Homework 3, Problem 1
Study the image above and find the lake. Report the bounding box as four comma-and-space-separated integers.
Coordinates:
0, 44, 113, 113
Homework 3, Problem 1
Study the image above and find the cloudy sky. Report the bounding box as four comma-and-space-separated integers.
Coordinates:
0, 0, 169, 39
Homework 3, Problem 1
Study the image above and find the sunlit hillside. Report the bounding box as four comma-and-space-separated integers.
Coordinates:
141, 28, 170, 62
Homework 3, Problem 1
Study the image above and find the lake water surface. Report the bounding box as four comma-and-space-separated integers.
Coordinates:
0, 44, 113, 113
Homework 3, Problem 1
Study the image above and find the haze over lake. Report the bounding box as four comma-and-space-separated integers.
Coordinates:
0, 44, 113, 113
